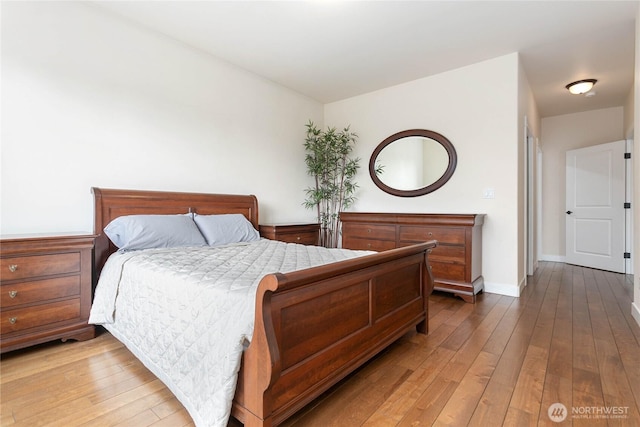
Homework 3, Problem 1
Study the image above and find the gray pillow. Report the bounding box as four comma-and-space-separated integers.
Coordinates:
193, 213, 260, 246
104, 214, 207, 251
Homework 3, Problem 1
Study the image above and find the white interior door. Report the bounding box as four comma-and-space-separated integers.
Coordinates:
566, 140, 625, 273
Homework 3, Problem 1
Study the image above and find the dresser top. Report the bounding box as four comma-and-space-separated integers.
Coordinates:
339, 212, 485, 226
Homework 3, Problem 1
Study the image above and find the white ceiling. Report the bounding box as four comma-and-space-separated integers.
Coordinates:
92, 1, 638, 118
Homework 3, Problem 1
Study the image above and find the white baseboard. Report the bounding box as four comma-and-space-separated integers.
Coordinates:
632, 302, 640, 328
484, 281, 521, 297
519, 276, 527, 295
539, 254, 566, 263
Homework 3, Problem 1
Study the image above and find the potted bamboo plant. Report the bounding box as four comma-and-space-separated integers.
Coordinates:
303, 121, 360, 248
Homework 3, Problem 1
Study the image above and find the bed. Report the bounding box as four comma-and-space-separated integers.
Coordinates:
90, 187, 436, 427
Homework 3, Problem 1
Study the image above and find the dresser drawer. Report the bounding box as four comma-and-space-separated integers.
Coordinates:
1, 276, 81, 309
342, 237, 396, 251
1, 299, 81, 334
1, 252, 81, 282
430, 261, 466, 282
342, 223, 396, 241
399, 226, 465, 245
430, 244, 465, 263
400, 242, 465, 262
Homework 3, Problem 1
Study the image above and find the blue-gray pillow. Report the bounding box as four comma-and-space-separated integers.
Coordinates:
104, 214, 207, 251
193, 213, 260, 246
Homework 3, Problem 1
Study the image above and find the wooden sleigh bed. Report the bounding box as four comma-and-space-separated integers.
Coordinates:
92, 187, 436, 427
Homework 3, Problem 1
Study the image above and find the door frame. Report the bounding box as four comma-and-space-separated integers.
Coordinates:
524, 117, 536, 277
625, 138, 634, 274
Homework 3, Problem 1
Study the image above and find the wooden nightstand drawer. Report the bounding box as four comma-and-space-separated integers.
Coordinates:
260, 223, 320, 246
1, 252, 81, 281
1, 299, 81, 334
1, 276, 81, 308
277, 232, 319, 245
399, 226, 465, 245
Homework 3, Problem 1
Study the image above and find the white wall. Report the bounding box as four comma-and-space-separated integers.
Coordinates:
539, 107, 624, 260
0, 2, 323, 235
624, 86, 635, 139
325, 53, 522, 296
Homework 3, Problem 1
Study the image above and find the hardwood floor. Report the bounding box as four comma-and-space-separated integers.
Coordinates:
2, 262, 639, 426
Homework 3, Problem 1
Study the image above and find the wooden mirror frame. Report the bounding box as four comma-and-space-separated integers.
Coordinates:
369, 129, 457, 197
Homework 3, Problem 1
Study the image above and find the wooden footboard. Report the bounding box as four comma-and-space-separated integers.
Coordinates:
233, 241, 436, 427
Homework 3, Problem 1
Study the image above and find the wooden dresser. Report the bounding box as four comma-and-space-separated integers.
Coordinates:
0, 234, 96, 353
259, 223, 320, 245
340, 213, 485, 303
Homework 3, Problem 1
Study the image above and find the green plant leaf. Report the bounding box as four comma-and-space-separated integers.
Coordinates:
303, 120, 360, 248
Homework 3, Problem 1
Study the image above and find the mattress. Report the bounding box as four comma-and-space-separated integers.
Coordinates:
89, 239, 371, 426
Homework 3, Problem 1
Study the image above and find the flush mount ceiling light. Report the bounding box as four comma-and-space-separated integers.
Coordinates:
566, 79, 597, 95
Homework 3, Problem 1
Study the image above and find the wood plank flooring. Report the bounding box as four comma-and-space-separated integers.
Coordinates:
1, 262, 639, 426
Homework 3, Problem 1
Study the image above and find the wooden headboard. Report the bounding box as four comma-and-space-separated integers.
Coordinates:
92, 187, 259, 276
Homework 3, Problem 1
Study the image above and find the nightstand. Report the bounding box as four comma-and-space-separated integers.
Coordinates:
259, 223, 320, 246
0, 233, 96, 353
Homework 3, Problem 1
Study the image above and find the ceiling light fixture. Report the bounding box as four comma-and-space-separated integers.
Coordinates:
566, 79, 597, 95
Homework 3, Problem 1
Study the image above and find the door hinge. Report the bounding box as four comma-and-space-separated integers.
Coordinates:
624, 202, 631, 209
624, 252, 631, 259
624, 152, 631, 159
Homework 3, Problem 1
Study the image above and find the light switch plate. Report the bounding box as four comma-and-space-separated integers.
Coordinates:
483, 188, 495, 199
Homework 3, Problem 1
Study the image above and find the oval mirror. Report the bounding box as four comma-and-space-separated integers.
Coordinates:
369, 129, 457, 197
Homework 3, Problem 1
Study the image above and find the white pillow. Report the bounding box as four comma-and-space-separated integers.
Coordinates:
193, 213, 260, 246
104, 214, 207, 251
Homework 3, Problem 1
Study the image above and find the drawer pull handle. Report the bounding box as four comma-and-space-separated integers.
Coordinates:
9, 317, 17, 325
296, 236, 301, 240
8, 264, 18, 272
367, 243, 372, 248
8, 290, 17, 298
367, 228, 372, 233
428, 232, 433, 237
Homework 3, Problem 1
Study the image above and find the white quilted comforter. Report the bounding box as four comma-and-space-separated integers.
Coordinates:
89, 239, 371, 427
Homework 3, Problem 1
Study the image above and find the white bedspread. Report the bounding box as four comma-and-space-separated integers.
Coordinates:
89, 239, 371, 427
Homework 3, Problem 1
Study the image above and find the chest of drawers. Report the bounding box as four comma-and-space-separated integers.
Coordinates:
1, 234, 96, 352
341, 212, 485, 303
259, 223, 320, 245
